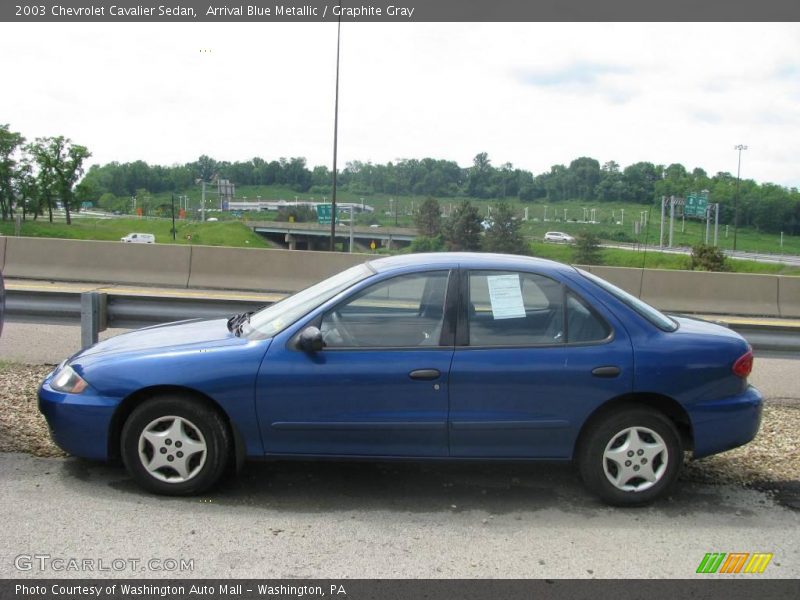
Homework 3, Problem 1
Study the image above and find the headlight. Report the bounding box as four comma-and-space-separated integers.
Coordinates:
51, 364, 89, 394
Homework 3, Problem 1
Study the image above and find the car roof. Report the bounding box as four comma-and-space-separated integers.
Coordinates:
367, 252, 577, 277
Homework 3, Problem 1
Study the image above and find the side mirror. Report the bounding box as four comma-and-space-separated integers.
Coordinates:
298, 326, 324, 352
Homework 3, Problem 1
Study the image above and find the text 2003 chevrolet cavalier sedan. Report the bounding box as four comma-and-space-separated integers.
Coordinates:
39, 253, 761, 505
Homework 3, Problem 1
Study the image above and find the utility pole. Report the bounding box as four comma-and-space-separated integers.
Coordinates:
329, 10, 343, 252
659, 197, 666, 247
714, 203, 719, 246
733, 144, 748, 251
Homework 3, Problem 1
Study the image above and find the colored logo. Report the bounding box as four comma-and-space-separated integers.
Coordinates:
696, 552, 773, 574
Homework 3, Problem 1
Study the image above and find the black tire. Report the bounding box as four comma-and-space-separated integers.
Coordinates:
121, 395, 231, 496
578, 407, 682, 506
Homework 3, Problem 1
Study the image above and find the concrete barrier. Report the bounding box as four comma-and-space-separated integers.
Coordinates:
641, 269, 780, 317
567, 264, 785, 317
579, 265, 648, 297
4, 237, 192, 288
187, 245, 368, 292
778, 276, 800, 318
2, 237, 797, 317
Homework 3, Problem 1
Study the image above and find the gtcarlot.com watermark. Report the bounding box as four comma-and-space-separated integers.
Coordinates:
14, 554, 194, 573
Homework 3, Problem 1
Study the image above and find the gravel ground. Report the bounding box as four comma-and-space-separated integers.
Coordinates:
1, 362, 797, 485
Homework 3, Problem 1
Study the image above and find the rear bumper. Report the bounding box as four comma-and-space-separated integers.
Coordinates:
688, 385, 763, 459
38, 373, 119, 461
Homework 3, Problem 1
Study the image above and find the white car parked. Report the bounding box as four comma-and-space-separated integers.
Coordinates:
544, 231, 575, 243
120, 233, 155, 244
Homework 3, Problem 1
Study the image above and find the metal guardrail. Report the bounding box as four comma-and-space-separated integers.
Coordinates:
5, 289, 270, 348
4, 287, 800, 352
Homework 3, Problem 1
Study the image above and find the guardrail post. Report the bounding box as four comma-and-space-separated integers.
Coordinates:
80, 292, 107, 349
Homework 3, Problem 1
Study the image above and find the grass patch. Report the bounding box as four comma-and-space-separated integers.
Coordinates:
0, 218, 270, 248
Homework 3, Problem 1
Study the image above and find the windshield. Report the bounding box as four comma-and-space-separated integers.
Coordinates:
578, 269, 678, 332
244, 263, 373, 339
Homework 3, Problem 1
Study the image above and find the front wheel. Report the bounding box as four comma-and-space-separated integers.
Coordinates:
578, 408, 682, 506
121, 396, 231, 495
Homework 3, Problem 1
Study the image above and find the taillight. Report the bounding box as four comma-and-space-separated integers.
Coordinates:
732, 349, 753, 378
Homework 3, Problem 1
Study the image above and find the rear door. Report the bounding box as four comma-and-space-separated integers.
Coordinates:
448, 269, 633, 459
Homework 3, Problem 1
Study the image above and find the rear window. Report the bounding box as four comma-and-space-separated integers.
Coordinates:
578, 269, 678, 332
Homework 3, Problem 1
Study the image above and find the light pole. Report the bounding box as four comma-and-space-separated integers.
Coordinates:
733, 144, 748, 251
329, 9, 342, 251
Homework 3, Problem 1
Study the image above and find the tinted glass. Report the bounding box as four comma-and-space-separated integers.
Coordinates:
246, 263, 372, 338
321, 271, 450, 348
468, 271, 564, 346
566, 293, 611, 343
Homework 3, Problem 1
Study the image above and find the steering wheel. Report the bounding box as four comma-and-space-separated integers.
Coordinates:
330, 310, 358, 346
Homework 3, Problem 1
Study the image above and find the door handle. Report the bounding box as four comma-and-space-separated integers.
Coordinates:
409, 369, 441, 381
592, 366, 621, 378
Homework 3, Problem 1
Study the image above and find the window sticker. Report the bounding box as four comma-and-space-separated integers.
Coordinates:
486, 274, 526, 320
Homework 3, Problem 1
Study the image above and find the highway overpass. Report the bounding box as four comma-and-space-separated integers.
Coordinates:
247, 220, 416, 251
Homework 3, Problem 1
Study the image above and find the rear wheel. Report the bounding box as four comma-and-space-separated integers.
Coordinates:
121, 396, 230, 495
578, 408, 682, 506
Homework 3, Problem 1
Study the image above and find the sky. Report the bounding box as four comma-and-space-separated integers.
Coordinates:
2, 22, 799, 187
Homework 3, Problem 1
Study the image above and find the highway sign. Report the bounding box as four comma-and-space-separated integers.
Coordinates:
685, 192, 709, 218
316, 204, 341, 225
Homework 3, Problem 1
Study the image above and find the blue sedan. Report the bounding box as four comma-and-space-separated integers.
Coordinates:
39, 253, 762, 505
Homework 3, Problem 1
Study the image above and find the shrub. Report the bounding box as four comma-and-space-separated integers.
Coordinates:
690, 243, 729, 272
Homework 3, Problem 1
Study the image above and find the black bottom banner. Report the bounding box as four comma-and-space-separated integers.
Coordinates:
2, 579, 800, 600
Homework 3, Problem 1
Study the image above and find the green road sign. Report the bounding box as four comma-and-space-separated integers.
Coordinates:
685, 192, 709, 218
316, 204, 341, 225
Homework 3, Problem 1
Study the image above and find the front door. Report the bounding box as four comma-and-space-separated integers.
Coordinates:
256, 270, 456, 457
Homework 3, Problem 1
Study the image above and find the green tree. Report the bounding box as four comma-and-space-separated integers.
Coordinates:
191, 155, 218, 182
573, 231, 602, 265
443, 200, 483, 251
482, 201, 527, 255
414, 196, 442, 237
568, 157, 601, 200
16, 157, 40, 220
28, 136, 91, 224
276, 205, 316, 223
0, 124, 26, 220
467, 152, 493, 198
409, 234, 445, 253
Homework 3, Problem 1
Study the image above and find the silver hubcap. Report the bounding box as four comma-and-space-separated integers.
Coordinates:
138, 416, 207, 483
602, 426, 668, 492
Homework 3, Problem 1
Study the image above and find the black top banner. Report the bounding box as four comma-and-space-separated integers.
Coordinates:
3, 0, 800, 22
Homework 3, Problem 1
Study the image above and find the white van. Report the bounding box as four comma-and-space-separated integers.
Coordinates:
120, 233, 155, 244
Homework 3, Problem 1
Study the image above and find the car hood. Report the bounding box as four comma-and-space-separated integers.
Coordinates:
72, 318, 245, 360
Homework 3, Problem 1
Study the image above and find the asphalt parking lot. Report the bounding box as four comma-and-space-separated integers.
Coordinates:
2, 452, 799, 579
1, 322, 798, 579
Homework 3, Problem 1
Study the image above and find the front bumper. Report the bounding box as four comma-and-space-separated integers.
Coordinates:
38, 372, 121, 461
688, 385, 763, 459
